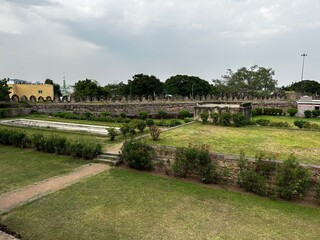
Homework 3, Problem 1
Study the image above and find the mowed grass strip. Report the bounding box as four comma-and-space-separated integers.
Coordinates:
146, 122, 320, 165
2, 168, 320, 240
0, 145, 87, 194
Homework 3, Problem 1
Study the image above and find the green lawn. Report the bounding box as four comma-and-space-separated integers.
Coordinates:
146, 123, 320, 165
2, 168, 320, 239
0, 145, 87, 194
253, 115, 320, 126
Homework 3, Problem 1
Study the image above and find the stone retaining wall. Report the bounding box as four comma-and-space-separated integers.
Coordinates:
148, 144, 320, 195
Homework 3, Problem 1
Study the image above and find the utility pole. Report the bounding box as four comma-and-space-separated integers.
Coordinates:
301, 53, 307, 81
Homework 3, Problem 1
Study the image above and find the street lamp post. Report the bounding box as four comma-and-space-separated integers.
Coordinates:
301, 53, 307, 81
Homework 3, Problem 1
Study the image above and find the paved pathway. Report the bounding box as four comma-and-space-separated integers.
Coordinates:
0, 163, 109, 213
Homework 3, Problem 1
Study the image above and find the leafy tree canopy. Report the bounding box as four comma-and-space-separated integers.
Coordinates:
0, 78, 11, 101
74, 79, 102, 99
282, 80, 320, 95
102, 82, 129, 98
213, 65, 278, 96
128, 74, 164, 97
45, 78, 62, 97
164, 75, 213, 97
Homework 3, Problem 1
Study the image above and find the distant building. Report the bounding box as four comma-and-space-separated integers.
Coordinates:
297, 96, 320, 117
8, 79, 54, 102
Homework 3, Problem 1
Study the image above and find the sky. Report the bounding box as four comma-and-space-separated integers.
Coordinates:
1, 0, 319, 87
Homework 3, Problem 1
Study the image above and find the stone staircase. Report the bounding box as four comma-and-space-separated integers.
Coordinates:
94, 152, 121, 166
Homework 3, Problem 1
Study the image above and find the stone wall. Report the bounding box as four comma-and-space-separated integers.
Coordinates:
148, 144, 320, 197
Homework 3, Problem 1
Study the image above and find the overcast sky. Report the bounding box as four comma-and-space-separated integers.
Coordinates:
1, 0, 319, 87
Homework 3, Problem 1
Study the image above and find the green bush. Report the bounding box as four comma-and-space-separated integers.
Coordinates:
312, 110, 320, 118
237, 152, 275, 196
120, 124, 130, 136
172, 144, 221, 184
276, 156, 311, 200
200, 112, 209, 123
304, 110, 312, 118
294, 120, 306, 128
263, 108, 283, 116
183, 117, 193, 123
157, 110, 168, 119
253, 108, 263, 116
121, 140, 154, 170
101, 112, 110, 117
0, 109, 9, 118
315, 182, 320, 204
139, 111, 148, 120
178, 110, 192, 119
256, 119, 270, 126
169, 119, 181, 127
107, 128, 117, 141
287, 108, 298, 117
146, 119, 154, 127
232, 113, 246, 127
136, 119, 147, 133
210, 112, 219, 125
221, 112, 232, 126
119, 112, 127, 118
269, 121, 290, 128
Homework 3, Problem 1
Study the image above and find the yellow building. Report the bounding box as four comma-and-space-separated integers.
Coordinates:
8, 79, 54, 102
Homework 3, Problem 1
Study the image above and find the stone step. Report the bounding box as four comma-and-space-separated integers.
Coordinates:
98, 154, 120, 160
94, 158, 121, 166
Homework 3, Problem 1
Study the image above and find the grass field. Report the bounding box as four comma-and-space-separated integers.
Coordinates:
2, 168, 320, 239
0, 145, 87, 194
146, 122, 320, 165
253, 115, 320, 126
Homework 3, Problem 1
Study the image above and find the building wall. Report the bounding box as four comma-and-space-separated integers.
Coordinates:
8, 84, 54, 101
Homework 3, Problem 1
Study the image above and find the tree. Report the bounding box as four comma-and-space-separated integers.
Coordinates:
102, 82, 129, 98
164, 75, 213, 97
128, 74, 164, 97
45, 78, 62, 97
282, 80, 320, 95
0, 78, 11, 101
74, 79, 102, 99
213, 65, 278, 96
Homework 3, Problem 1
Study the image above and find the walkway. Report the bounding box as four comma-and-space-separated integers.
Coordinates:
0, 163, 109, 213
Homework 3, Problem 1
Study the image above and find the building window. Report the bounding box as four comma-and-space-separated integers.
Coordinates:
38, 90, 43, 94
315, 106, 320, 110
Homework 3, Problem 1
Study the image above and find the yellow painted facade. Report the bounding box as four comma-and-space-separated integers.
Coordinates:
8, 84, 54, 101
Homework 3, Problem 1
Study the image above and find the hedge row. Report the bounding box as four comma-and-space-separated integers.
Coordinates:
252, 108, 284, 116
0, 129, 101, 160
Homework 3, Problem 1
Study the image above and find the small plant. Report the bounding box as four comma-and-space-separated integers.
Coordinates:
232, 113, 246, 127
120, 139, 154, 170
101, 112, 110, 117
210, 112, 219, 125
294, 120, 306, 128
107, 128, 117, 141
178, 109, 192, 119
256, 119, 270, 126
200, 112, 209, 123
183, 117, 194, 123
119, 112, 127, 118
149, 125, 161, 141
276, 155, 311, 200
136, 119, 147, 133
287, 108, 298, 117
158, 110, 168, 119
120, 124, 130, 136
146, 119, 155, 127
169, 119, 181, 127
139, 111, 148, 120
253, 108, 263, 116
304, 110, 312, 118
312, 110, 320, 118
221, 112, 232, 126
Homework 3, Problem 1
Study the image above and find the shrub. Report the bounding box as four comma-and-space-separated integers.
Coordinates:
237, 152, 271, 196
256, 119, 270, 126
149, 125, 161, 141
183, 117, 193, 123
221, 112, 232, 126
119, 112, 127, 118
136, 119, 147, 133
139, 111, 148, 120
146, 119, 155, 127
121, 140, 154, 170
83, 112, 93, 119
253, 108, 263, 116
120, 124, 130, 136
101, 112, 110, 117
157, 110, 168, 119
312, 110, 320, 118
269, 121, 290, 128
294, 120, 306, 128
210, 112, 219, 125
169, 119, 181, 127
276, 155, 311, 200
304, 110, 312, 118
81, 143, 101, 160
178, 110, 192, 119
232, 113, 246, 127
263, 108, 283, 116
172, 144, 221, 184
287, 108, 298, 117
107, 127, 117, 141
200, 112, 209, 123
